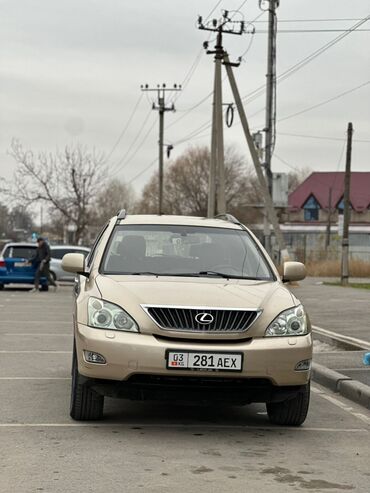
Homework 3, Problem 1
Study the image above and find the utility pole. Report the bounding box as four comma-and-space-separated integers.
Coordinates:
198, 12, 244, 217
263, 0, 279, 254
341, 122, 353, 286
224, 52, 288, 258
325, 187, 332, 251
141, 84, 181, 215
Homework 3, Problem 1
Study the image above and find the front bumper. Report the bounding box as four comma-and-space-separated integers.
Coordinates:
75, 323, 312, 388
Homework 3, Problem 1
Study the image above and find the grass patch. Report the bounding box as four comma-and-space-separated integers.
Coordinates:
324, 282, 370, 290
305, 259, 370, 277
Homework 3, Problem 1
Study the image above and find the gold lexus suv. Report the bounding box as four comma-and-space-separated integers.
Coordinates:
63, 211, 312, 425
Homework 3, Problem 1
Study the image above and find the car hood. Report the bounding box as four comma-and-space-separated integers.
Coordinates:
94, 274, 296, 338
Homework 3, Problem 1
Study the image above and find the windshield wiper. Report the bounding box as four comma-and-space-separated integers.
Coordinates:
198, 271, 267, 280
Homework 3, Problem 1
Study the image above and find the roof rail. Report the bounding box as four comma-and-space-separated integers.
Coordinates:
116, 209, 127, 220
214, 213, 241, 225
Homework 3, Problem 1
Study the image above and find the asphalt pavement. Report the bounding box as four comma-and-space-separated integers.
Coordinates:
0, 285, 370, 492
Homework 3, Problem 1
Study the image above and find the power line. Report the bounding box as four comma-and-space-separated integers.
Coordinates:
278, 80, 370, 122
204, 0, 223, 22
253, 18, 367, 23
127, 158, 158, 185
241, 14, 370, 104
105, 93, 143, 162
278, 132, 370, 143
111, 117, 158, 177
109, 109, 154, 175
253, 28, 370, 33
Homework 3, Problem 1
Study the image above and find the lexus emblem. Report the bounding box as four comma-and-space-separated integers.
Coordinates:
195, 312, 214, 325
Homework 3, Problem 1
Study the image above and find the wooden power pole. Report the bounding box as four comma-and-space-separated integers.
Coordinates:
341, 122, 353, 286
197, 12, 244, 217
141, 84, 181, 215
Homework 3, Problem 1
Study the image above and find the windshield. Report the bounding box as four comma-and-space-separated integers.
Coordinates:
101, 225, 274, 280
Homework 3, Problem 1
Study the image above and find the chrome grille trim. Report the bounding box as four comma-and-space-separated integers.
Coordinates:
141, 305, 261, 333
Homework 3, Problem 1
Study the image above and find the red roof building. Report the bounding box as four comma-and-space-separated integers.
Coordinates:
288, 172, 370, 224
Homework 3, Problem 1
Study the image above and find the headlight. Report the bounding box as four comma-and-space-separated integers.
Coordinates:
265, 305, 307, 337
88, 297, 139, 332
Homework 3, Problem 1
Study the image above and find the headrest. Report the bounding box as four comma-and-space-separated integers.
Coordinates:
118, 235, 146, 258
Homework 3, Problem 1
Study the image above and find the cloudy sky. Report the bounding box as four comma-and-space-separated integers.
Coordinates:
1, 0, 369, 194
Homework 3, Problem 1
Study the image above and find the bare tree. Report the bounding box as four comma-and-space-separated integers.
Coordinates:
136, 146, 259, 221
94, 180, 136, 226
7, 140, 106, 243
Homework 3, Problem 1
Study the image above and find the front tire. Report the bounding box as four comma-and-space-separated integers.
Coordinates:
266, 382, 310, 426
0, 283, 4, 290
70, 343, 104, 421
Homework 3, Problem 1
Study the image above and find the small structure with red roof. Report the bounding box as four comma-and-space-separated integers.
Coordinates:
288, 172, 370, 224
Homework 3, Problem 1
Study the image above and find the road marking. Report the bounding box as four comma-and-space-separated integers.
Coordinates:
0, 350, 71, 354
0, 377, 69, 380
313, 325, 370, 350
0, 423, 366, 431
312, 385, 370, 425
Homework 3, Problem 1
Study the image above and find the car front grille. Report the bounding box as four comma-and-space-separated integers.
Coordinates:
143, 306, 260, 333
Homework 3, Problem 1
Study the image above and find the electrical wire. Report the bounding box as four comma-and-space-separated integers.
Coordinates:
254, 18, 366, 23
109, 109, 154, 175
278, 80, 370, 123
204, 0, 223, 22
110, 116, 157, 178
253, 28, 370, 33
241, 14, 370, 105
127, 158, 158, 185
277, 132, 370, 143
105, 93, 143, 162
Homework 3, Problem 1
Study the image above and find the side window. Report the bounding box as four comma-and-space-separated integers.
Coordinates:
51, 249, 65, 260
3, 247, 11, 258
76, 249, 90, 258
87, 224, 109, 268
12, 246, 36, 259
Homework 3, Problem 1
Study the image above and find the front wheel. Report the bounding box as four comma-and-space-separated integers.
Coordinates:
70, 343, 104, 421
266, 382, 310, 426
0, 284, 4, 290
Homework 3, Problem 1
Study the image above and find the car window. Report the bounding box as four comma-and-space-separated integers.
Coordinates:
2, 246, 11, 258
101, 225, 273, 280
11, 246, 37, 259
75, 249, 90, 257
51, 248, 89, 259
51, 249, 66, 260
87, 224, 109, 268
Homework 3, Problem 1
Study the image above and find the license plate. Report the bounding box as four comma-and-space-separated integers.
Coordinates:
166, 350, 243, 372
14, 262, 26, 267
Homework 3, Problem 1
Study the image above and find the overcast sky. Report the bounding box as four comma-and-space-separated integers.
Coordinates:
1, 0, 369, 195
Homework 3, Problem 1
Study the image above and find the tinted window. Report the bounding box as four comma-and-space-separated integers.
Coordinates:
51, 248, 89, 259
75, 249, 90, 258
11, 246, 37, 260
51, 249, 67, 260
87, 224, 109, 268
101, 225, 273, 280
3, 246, 11, 258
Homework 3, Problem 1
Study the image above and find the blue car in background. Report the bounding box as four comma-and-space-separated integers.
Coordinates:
0, 242, 48, 290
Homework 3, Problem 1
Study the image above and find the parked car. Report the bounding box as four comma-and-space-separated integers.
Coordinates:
63, 211, 312, 425
50, 245, 90, 282
0, 242, 48, 290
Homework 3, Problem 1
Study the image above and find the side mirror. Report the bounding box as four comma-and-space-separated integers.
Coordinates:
282, 261, 306, 283
62, 253, 87, 277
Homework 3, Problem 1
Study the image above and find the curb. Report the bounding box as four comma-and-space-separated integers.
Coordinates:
312, 362, 370, 409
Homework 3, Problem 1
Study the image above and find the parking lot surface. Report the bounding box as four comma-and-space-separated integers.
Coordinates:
0, 286, 369, 492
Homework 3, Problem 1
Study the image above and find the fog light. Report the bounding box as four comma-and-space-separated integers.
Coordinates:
83, 350, 106, 364
295, 359, 311, 371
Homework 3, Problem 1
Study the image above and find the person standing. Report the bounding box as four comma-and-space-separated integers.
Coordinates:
29, 237, 57, 292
